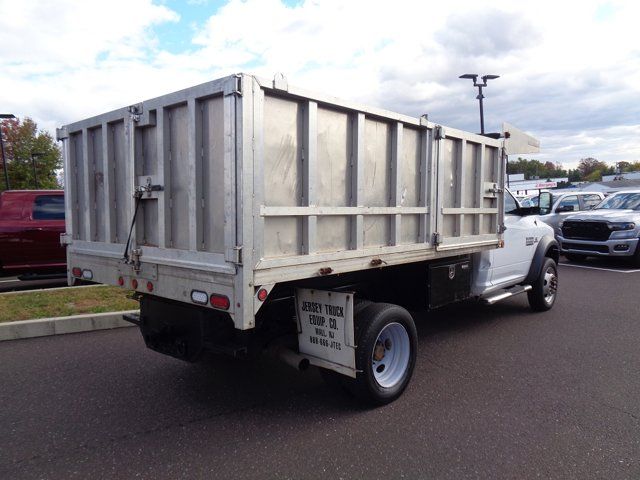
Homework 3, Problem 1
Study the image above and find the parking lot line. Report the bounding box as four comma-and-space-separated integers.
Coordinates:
559, 262, 640, 274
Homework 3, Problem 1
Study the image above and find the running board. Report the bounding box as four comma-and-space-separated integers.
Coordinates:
482, 285, 532, 305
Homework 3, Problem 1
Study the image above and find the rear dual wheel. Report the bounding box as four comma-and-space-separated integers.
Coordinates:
321, 302, 417, 406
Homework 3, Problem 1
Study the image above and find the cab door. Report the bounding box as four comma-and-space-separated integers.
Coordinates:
0, 194, 27, 269
489, 191, 538, 287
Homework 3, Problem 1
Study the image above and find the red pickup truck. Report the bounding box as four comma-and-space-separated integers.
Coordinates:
0, 190, 66, 276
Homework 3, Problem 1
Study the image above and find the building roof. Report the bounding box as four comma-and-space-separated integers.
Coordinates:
558, 178, 640, 194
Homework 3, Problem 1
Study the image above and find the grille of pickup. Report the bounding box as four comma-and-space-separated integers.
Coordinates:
561, 221, 611, 241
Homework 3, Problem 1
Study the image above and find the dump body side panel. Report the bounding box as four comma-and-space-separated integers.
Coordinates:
250, 76, 503, 286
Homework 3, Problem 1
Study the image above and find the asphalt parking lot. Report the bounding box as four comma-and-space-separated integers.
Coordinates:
1, 259, 639, 479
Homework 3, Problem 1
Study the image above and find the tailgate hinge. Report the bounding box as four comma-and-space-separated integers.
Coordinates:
433, 232, 442, 246
224, 74, 243, 96
434, 125, 446, 140
128, 104, 142, 122
56, 127, 69, 141
60, 233, 72, 246
487, 183, 504, 194
226, 246, 242, 265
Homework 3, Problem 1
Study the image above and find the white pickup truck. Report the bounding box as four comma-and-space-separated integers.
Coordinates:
58, 74, 558, 405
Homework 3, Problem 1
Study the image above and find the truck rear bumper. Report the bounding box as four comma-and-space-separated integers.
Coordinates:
559, 236, 639, 257
67, 251, 240, 325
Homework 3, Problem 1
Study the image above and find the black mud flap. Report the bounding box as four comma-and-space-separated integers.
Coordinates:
138, 295, 234, 362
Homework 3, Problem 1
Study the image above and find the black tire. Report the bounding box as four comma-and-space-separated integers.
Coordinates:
565, 253, 586, 262
342, 303, 417, 406
527, 257, 558, 312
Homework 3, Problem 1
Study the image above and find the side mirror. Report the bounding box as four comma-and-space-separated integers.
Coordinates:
557, 205, 575, 213
538, 192, 552, 215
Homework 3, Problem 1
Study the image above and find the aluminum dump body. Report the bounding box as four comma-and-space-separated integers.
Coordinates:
58, 73, 504, 329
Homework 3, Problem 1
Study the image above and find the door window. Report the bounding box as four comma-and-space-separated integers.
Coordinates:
581, 194, 602, 209
556, 195, 579, 212
33, 195, 65, 220
504, 191, 519, 215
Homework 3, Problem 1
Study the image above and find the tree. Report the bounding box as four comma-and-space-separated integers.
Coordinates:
584, 170, 603, 182
506, 157, 567, 179
577, 157, 608, 179
0, 117, 62, 192
617, 161, 631, 173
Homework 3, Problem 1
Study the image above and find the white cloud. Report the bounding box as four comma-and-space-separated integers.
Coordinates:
1, 0, 639, 169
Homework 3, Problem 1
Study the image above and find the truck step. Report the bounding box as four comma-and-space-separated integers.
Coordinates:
482, 285, 532, 305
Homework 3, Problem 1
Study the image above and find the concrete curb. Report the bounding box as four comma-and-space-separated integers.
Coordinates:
0, 310, 139, 341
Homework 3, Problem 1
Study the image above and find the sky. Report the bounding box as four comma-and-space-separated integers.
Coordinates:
0, 0, 639, 170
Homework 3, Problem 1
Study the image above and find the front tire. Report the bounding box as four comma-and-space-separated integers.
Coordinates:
343, 303, 417, 405
528, 257, 558, 311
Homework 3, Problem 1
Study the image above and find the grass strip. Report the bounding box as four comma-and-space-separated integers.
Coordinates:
0, 286, 138, 323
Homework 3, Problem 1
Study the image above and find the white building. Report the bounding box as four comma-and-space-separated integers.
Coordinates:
507, 174, 569, 196
602, 171, 640, 182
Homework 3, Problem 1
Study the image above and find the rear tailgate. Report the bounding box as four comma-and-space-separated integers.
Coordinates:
58, 75, 241, 320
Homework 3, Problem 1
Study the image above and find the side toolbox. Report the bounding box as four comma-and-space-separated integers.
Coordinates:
427, 257, 472, 309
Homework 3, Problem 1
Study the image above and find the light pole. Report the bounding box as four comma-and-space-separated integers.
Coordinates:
31, 152, 44, 189
0, 113, 15, 191
459, 74, 500, 135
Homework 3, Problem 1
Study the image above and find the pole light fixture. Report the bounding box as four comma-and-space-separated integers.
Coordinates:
0, 113, 16, 191
458, 74, 500, 135
31, 152, 44, 189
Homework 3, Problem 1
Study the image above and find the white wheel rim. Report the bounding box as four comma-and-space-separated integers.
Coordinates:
543, 266, 558, 305
371, 322, 410, 388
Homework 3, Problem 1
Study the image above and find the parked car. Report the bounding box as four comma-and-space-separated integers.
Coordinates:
555, 190, 640, 264
0, 190, 66, 276
537, 191, 605, 237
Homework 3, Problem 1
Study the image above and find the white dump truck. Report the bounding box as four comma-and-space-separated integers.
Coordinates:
58, 74, 558, 405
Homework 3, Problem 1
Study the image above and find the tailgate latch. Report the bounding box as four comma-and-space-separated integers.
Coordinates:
135, 177, 164, 198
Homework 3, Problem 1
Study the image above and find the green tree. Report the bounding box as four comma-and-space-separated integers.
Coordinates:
584, 169, 603, 182
567, 169, 581, 182
0, 117, 62, 192
616, 161, 631, 173
507, 157, 567, 179
577, 157, 609, 179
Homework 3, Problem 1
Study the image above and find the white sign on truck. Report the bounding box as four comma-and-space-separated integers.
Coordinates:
296, 289, 356, 377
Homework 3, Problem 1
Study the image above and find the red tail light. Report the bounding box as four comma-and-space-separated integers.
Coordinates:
131, 279, 138, 290
210, 294, 230, 310
146, 281, 154, 292
257, 288, 268, 302
117, 276, 124, 286
72, 267, 82, 277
